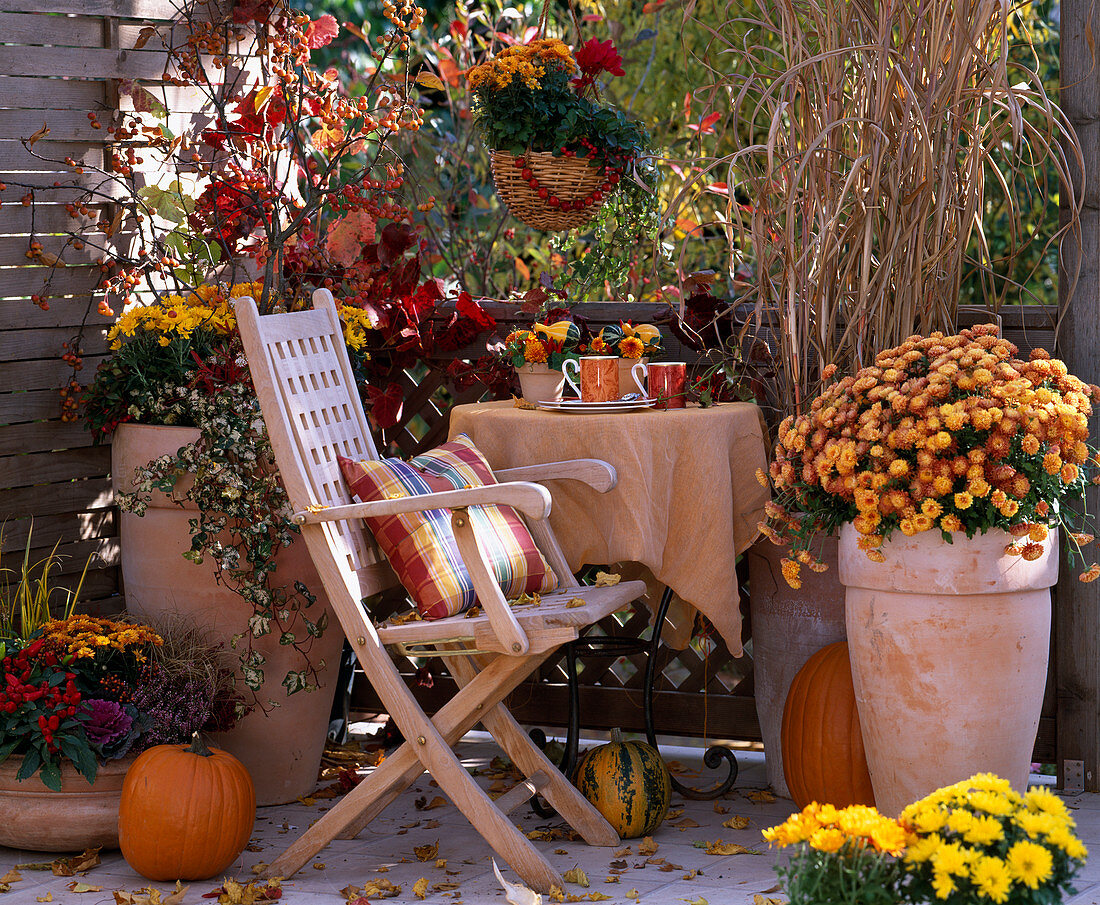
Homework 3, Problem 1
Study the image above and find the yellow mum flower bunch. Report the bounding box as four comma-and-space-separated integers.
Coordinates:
758, 326, 1100, 587
108, 282, 375, 353
763, 802, 907, 905
899, 774, 1086, 903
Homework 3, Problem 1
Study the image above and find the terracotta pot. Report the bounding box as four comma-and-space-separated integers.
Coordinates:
839, 523, 1056, 816
747, 535, 846, 798
0, 755, 134, 851
111, 423, 345, 806
617, 357, 649, 396
516, 362, 566, 404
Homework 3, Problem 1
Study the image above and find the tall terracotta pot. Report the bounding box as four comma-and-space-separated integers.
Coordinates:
747, 535, 846, 798
111, 423, 345, 806
839, 522, 1056, 817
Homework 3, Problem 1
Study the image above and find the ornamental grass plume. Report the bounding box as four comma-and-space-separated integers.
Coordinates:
763, 802, 907, 905
756, 326, 1100, 589
898, 773, 1086, 904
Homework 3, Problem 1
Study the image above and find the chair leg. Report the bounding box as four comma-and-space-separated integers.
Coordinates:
449, 655, 620, 847
264, 650, 562, 891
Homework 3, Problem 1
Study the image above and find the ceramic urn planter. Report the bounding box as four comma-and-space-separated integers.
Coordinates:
111, 423, 345, 806
839, 522, 1056, 816
0, 756, 134, 851
747, 534, 846, 798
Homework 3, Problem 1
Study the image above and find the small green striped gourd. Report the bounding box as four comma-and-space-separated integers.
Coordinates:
575, 729, 671, 838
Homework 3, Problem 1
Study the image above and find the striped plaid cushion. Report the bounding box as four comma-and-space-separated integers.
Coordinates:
338, 434, 558, 620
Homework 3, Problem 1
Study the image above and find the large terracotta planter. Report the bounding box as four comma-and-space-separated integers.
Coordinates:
747, 535, 846, 798
0, 756, 134, 851
517, 362, 566, 404
112, 423, 345, 806
839, 523, 1056, 816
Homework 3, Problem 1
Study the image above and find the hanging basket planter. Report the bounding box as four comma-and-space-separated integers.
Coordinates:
490, 150, 608, 231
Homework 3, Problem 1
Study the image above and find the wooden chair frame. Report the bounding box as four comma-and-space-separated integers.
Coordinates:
234, 289, 647, 891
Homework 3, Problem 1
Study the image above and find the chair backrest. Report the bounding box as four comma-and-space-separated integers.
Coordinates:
234, 288, 388, 587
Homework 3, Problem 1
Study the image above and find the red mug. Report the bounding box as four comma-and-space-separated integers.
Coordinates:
648, 362, 687, 409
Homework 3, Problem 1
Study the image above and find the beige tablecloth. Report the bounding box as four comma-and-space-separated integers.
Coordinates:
448, 400, 770, 655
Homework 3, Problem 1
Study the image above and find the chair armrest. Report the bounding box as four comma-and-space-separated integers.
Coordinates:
292, 481, 552, 524
494, 459, 617, 493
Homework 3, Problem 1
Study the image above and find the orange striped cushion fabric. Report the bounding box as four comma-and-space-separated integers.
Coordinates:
338, 433, 557, 620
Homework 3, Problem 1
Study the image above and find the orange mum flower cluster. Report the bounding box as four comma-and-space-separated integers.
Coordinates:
37, 615, 163, 662
465, 39, 576, 93
759, 326, 1100, 587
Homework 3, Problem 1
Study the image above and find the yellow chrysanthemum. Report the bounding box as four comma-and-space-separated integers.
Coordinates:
1006, 839, 1054, 889
971, 854, 1012, 903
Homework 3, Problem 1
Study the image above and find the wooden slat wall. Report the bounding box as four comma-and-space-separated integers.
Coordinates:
0, 2, 195, 609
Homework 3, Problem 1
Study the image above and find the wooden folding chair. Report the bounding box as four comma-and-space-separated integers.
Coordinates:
234, 289, 647, 891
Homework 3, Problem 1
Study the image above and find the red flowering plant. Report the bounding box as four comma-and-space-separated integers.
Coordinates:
572, 38, 626, 97
0, 616, 162, 790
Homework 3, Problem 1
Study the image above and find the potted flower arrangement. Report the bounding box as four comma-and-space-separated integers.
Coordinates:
503, 320, 582, 403
762, 773, 1089, 905
0, 613, 244, 852
677, 0, 1083, 800
466, 30, 652, 231
762, 801, 907, 905
760, 326, 1100, 814
899, 774, 1087, 904
0, 615, 158, 850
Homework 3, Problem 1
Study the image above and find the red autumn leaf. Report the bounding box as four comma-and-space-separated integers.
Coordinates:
366, 381, 404, 428
686, 111, 722, 135
456, 291, 496, 331
306, 14, 339, 49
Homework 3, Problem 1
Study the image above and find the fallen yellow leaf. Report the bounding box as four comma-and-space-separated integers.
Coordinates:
413, 877, 429, 899
744, 790, 776, 803
638, 837, 658, 856
414, 841, 439, 862
704, 840, 754, 856
593, 572, 621, 587
35, 895, 52, 903
563, 867, 589, 888
722, 815, 750, 830
0, 869, 21, 885
66, 881, 103, 893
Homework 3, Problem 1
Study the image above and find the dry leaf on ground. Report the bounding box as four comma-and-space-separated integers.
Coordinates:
637, 837, 658, 856
35, 895, 52, 903
672, 818, 700, 829
702, 840, 755, 856
722, 815, 750, 830
744, 790, 776, 803
413, 878, 429, 899
65, 882, 102, 893
52, 848, 101, 877
563, 867, 589, 888
753, 896, 783, 905
414, 842, 439, 862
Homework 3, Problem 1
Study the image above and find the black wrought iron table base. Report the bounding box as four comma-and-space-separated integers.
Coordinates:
531, 587, 738, 816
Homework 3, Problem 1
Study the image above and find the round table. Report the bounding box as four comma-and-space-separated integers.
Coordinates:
448, 400, 770, 657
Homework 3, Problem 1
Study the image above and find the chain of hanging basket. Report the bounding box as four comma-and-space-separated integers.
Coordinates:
488, 0, 628, 232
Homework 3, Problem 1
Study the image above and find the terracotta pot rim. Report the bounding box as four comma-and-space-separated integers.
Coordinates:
838, 522, 1058, 594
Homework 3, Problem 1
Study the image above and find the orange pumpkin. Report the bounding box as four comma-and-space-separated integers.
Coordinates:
119, 733, 255, 881
781, 641, 875, 810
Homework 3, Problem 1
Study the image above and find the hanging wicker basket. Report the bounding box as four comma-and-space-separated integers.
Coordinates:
490, 150, 606, 231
